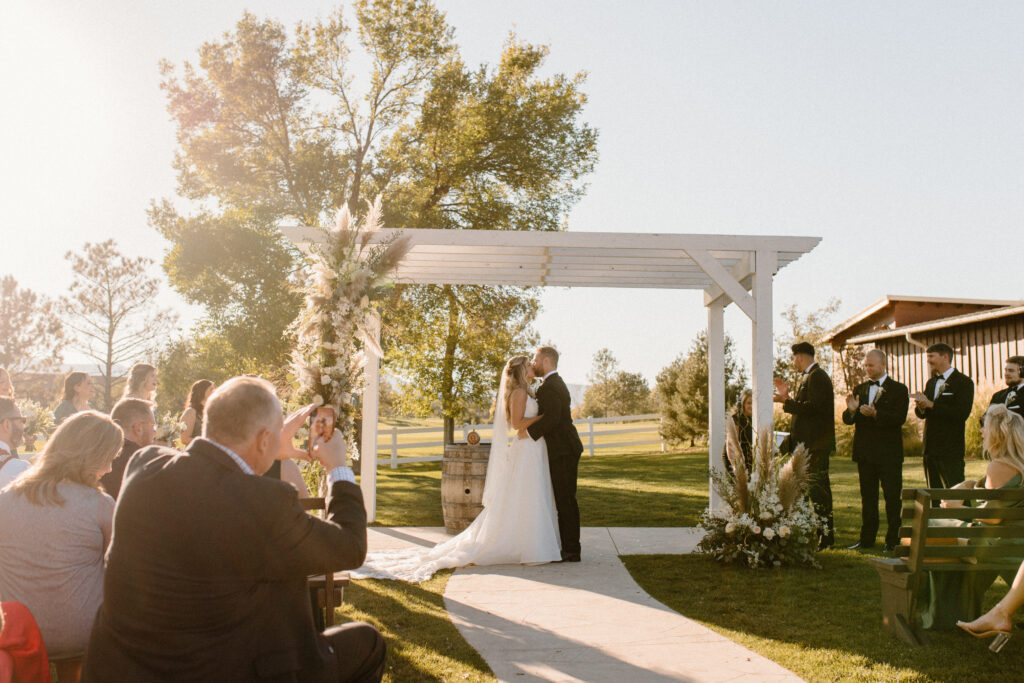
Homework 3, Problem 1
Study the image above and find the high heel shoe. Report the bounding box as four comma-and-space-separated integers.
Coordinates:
957, 622, 1013, 653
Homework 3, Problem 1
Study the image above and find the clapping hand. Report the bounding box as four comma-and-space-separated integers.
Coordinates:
859, 404, 877, 418
845, 394, 860, 413
773, 378, 789, 403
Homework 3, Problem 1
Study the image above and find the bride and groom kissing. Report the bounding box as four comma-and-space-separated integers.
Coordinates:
354, 346, 584, 582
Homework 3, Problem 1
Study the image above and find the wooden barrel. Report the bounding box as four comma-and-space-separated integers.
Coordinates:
441, 442, 491, 534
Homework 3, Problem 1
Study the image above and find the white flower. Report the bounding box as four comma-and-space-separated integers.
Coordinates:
360, 295, 369, 308
752, 526, 762, 535
760, 511, 773, 521
725, 523, 736, 534
779, 526, 791, 538
312, 395, 324, 407
763, 528, 776, 540
321, 374, 333, 385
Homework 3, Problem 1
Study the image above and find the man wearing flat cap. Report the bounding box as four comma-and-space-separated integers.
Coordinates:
775, 341, 836, 550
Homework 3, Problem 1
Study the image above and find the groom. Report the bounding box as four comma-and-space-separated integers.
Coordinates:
519, 346, 584, 562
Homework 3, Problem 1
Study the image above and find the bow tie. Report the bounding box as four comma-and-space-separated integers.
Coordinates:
869, 380, 880, 387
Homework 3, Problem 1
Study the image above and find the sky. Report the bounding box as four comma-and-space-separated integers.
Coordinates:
1, 1, 1022, 385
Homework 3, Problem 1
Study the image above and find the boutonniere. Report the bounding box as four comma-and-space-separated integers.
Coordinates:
871, 386, 886, 405
1008, 390, 1018, 405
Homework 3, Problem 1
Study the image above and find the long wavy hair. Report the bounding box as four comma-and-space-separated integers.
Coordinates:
61, 371, 89, 402
3, 410, 122, 505
185, 379, 214, 418
122, 363, 157, 398
503, 355, 533, 421
984, 404, 1024, 474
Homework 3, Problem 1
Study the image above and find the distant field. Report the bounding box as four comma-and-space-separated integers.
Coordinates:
374, 416, 663, 465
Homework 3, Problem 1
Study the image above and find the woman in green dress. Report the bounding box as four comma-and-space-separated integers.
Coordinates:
921, 404, 1024, 630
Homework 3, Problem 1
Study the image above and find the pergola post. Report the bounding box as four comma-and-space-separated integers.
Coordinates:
750, 249, 777, 440
359, 315, 382, 522
706, 298, 726, 510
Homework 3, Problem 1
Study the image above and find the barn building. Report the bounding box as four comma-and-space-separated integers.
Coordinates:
821, 295, 1024, 394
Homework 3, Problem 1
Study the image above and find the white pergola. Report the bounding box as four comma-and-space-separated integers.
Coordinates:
282, 227, 821, 521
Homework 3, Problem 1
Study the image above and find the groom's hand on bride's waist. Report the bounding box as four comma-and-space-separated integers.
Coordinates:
517, 428, 530, 440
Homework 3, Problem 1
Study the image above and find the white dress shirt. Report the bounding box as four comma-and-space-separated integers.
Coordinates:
868, 374, 888, 405
933, 367, 954, 399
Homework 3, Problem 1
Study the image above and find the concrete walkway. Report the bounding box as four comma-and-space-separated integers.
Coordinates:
366, 527, 803, 683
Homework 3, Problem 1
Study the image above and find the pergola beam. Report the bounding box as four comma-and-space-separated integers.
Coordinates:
278, 224, 820, 522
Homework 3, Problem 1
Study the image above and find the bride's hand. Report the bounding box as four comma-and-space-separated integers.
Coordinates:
517, 428, 530, 440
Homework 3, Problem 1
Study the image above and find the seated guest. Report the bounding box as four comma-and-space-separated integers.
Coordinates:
53, 372, 95, 427
958, 557, 1024, 651
120, 363, 157, 403
921, 404, 1024, 630
0, 399, 30, 489
84, 377, 385, 682
0, 601, 53, 683
178, 379, 213, 445
100, 399, 156, 500
0, 412, 120, 672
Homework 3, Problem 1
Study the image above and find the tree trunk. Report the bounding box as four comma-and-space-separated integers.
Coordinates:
440, 286, 460, 444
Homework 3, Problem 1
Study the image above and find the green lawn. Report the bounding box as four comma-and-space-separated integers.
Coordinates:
342, 448, 1010, 682
370, 447, 707, 527
336, 570, 495, 682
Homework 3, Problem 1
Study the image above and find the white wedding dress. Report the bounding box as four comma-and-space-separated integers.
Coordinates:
351, 394, 562, 582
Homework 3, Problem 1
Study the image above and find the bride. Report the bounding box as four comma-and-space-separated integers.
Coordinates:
351, 355, 562, 581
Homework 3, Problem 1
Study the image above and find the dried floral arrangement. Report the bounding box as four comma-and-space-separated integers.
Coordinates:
697, 424, 823, 568
290, 196, 410, 458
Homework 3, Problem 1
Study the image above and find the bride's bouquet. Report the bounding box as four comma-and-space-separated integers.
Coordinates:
697, 425, 823, 568
290, 196, 409, 458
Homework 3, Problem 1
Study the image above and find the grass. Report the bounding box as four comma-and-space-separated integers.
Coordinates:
347, 446, 1010, 681
369, 447, 707, 527
622, 554, 1019, 682
618, 453, 1017, 683
335, 570, 495, 682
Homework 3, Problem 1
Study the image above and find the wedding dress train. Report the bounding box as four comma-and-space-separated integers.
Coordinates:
351, 395, 562, 582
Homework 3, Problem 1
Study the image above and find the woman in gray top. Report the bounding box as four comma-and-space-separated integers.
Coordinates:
52, 371, 96, 426
0, 410, 121, 668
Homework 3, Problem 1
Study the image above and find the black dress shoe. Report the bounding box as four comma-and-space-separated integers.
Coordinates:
883, 543, 896, 552
559, 553, 581, 563
847, 542, 875, 550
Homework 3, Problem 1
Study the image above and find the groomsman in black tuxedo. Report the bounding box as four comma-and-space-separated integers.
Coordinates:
842, 350, 909, 552
775, 341, 836, 550
523, 346, 585, 562
985, 356, 1024, 424
913, 342, 975, 500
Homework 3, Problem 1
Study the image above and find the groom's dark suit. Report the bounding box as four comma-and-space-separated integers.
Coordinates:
527, 371, 584, 558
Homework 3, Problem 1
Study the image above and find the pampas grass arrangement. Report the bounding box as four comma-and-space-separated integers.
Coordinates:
291, 196, 410, 458
699, 426, 823, 568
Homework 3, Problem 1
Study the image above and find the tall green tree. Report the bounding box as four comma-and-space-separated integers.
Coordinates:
155, 2, 597, 435
0, 276, 65, 373
657, 331, 746, 446
61, 240, 178, 410
581, 348, 652, 418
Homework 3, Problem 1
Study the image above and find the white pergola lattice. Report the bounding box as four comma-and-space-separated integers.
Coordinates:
282, 226, 821, 521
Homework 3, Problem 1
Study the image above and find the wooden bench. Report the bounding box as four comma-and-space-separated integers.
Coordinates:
870, 487, 1024, 646
300, 498, 351, 628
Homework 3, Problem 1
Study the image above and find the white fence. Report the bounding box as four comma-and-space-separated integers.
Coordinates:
381, 413, 663, 468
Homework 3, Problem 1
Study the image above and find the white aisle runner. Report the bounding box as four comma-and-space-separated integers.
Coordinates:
365, 527, 803, 683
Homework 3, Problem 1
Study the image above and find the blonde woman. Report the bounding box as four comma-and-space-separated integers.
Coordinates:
353, 355, 562, 581
0, 411, 121, 674
922, 404, 1024, 631
121, 363, 158, 402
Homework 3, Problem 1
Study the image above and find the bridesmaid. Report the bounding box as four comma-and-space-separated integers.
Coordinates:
178, 380, 214, 446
